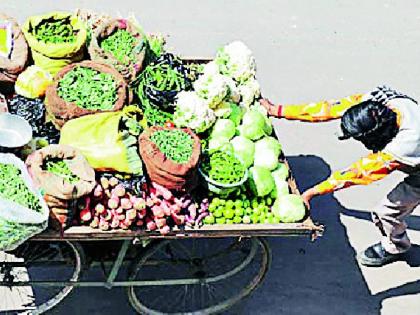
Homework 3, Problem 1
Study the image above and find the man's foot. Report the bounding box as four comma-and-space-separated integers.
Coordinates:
357, 243, 403, 267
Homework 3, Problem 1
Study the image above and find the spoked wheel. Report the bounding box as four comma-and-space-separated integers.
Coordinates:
0, 241, 84, 314
127, 237, 271, 315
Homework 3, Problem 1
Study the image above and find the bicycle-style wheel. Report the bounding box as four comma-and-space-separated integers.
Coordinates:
127, 237, 271, 315
0, 241, 84, 314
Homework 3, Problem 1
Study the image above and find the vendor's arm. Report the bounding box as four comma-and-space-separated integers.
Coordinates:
314, 152, 401, 195
302, 152, 401, 207
261, 93, 366, 121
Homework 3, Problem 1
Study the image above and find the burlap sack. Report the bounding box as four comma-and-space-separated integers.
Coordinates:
139, 126, 201, 190
0, 14, 28, 91
26, 144, 96, 200
22, 12, 87, 75
44, 60, 128, 128
88, 18, 146, 83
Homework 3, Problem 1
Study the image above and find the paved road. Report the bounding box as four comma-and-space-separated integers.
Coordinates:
2, 0, 420, 314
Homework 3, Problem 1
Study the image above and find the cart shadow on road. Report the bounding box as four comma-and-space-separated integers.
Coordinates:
231, 154, 420, 315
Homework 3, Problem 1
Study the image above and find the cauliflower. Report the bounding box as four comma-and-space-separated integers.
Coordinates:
173, 91, 216, 133
225, 76, 240, 103
214, 101, 233, 118
194, 72, 230, 109
202, 61, 220, 76
215, 41, 257, 83
239, 77, 261, 108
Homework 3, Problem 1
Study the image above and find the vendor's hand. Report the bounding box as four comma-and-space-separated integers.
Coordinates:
301, 188, 317, 210
260, 98, 281, 117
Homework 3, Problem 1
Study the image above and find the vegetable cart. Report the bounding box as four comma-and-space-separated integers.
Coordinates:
1, 51, 322, 315
0, 155, 322, 314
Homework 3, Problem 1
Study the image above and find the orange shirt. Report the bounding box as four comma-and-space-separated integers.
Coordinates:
279, 94, 402, 195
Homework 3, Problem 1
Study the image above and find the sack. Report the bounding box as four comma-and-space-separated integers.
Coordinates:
22, 12, 87, 75
88, 18, 146, 83
26, 145, 95, 229
139, 126, 201, 191
26, 144, 96, 200
44, 60, 128, 128
0, 154, 49, 251
0, 14, 29, 91
15, 65, 53, 99
60, 106, 144, 174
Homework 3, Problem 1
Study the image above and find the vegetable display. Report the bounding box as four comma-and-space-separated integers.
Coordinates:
144, 105, 173, 127
272, 194, 306, 223
139, 126, 201, 190
33, 16, 76, 43
151, 129, 193, 164
248, 166, 275, 197
88, 18, 146, 83
205, 192, 279, 225
81, 179, 209, 234
25, 144, 96, 228
57, 66, 118, 110
44, 158, 80, 184
0, 8, 312, 247
0, 154, 49, 251
45, 60, 127, 127
254, 136, 282, 170
100, 29, 138, 65
230, 136, 255, 168
201, 150, 246, 185
0, 163, 43, 212
173, 91, 216, 133
215, 41, 256, 83
81, 175, 147, 231
138, 53, 191, 110
22, 12, 87, 75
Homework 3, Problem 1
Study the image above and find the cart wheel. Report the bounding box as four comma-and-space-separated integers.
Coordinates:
127, 237, 271, 315
0, 241, 84, 314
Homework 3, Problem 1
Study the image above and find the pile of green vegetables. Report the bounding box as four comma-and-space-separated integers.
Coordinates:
0, 163, 43, 213
151, 130, 193, 164
204, 191, 306, 224
43, 158, 80, 184
201, 150, 245, 185
100, 29, 139, 65
144, 106, 173, 127
0, 219, 41, 250
204, 193, 278, 225
57, 66, 118, 110
137, 53, 191, 110
33, 17, 76, 43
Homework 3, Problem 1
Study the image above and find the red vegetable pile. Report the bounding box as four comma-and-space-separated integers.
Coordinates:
79, 176, 210, 235
80, 176, 146, 230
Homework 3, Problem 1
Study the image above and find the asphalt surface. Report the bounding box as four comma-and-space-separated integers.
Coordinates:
1, 1, 420, 314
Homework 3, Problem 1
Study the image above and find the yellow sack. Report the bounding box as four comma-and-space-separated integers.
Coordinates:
60, 106, 145, 174
15, 65, 52, 99
22, 12, 87, 75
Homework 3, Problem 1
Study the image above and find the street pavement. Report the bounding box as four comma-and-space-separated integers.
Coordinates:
2, 1, 420, 314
